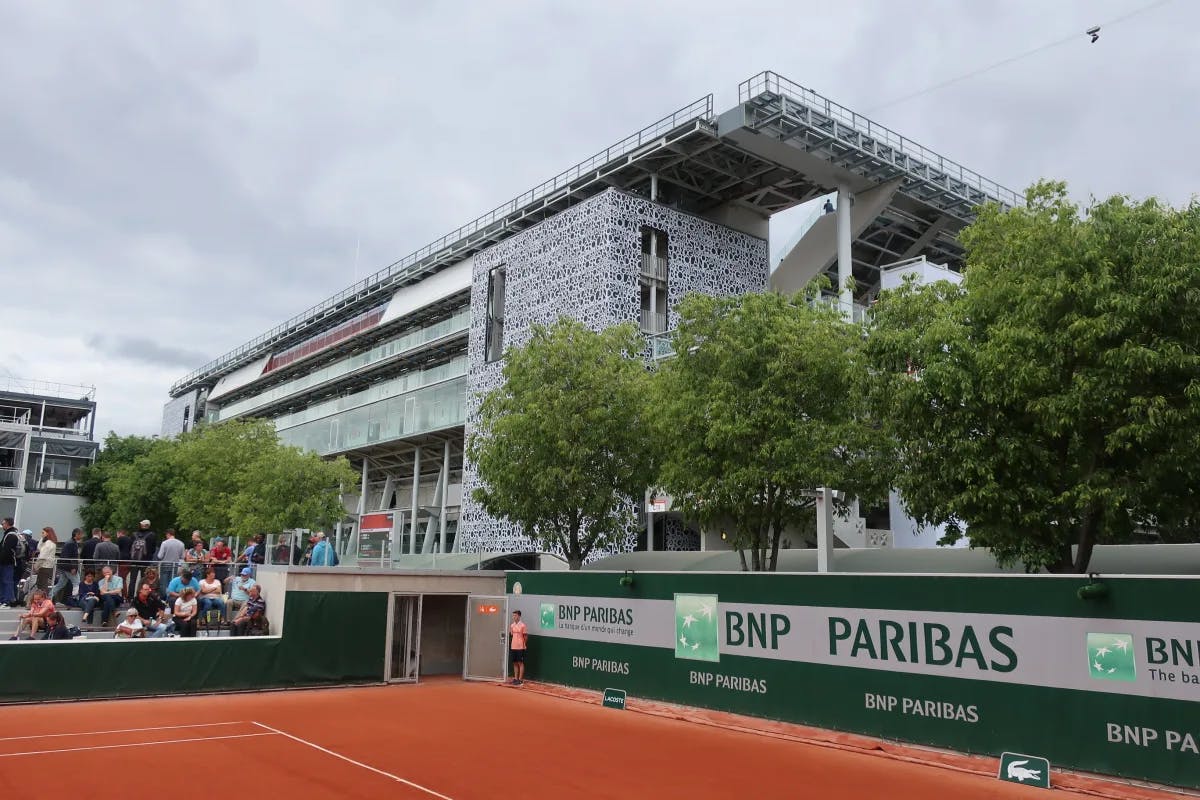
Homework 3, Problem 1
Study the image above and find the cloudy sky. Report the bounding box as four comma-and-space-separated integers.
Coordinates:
2, 0, 1196, 439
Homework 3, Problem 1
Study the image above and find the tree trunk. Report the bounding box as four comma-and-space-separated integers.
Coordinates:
737, 548, 749, 572
567, 557, 583, 571
1072, 511, 1098, 574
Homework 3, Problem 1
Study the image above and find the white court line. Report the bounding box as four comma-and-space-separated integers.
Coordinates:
252, 721, 455, 800
0, 720, 250, 743
0, 732, 274, 758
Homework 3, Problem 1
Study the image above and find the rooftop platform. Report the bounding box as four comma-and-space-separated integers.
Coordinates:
170, 71, 1019, 398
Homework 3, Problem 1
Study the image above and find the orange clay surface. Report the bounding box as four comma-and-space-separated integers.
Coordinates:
0, 679, 1190, 799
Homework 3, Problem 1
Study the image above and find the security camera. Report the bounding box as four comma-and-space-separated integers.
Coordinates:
1086, 25, 1100, 43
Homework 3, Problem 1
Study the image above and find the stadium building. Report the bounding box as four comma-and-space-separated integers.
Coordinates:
1, 377, 99, 535
162, 71, 1018, 561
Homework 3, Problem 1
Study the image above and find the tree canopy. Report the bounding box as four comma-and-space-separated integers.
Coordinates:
865, 181, 1200, 573
653, 290, 890, 571
468, 319, 657, 569
80, 419, 355, 538
77, 432, 169, 532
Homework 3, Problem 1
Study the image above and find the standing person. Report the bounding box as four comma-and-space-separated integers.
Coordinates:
127, 520, 158, 599
509, 610, 528, 686
0, 517, 21, 606
208, 537, 232, 582
115, 529, 132, 595
309, 532, 334, 566
34, 527, 57, 591
80, 528, 100, 573
92, 531, 120, 571
155, 529, 185, 592
15, 529, 35, 590
59, 528, 83, 600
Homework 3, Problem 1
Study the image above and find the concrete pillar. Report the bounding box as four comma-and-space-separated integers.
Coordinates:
816, 487, 836, 573
836, 185, 853, 319
438, 440, 450, 554
409, 446, 421, 555
650, 173, 659, 202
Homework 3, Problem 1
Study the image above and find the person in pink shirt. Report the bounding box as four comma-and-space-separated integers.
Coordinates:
11, 589, 55, 639
509, 610, 528, 685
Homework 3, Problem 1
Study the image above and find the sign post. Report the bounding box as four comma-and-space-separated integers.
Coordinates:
602, 688, 627, 710
998, 752, 1051, 789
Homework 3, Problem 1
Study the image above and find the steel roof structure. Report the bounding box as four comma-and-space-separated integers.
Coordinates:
170, 70, 1020, 398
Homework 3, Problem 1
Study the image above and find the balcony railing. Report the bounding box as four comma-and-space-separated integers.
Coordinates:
640, 254, 668, 282
640, 310, 668, 335
0, 406, 31, 426
0, 468, 21, 490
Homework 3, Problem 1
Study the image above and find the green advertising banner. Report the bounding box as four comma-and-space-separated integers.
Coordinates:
507, 572, 1200, 789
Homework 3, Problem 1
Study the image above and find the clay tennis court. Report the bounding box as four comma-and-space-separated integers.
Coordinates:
0, 680, 1182, 799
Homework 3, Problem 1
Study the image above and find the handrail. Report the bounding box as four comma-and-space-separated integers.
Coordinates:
738, 71, 1023, 210
0, 377, 96, 401
169, 95, 716, 395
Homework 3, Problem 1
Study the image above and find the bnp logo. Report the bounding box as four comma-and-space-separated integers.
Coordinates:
1086, 633, 1135, 682
539, 603, 557, 630
674, 593, 719, 663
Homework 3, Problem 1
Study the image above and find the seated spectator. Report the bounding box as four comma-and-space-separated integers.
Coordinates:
9, 589, 55, 639
230, 584, 266, 636
173, 587, 199, 638
116, 607, 145, 638
43, 611, 72, 640
132, 582, 173, 638
184, 536, 208, 574
226, 567, 256, 618
209, 537, 232, 582
140, 567, 160, 596
95, 565, 124, 626
72, 569, 100, 610
166, 569, 200, 607
197, 567, 226, 623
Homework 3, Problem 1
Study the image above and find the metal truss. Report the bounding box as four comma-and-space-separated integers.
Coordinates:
172, 72, 1021, 398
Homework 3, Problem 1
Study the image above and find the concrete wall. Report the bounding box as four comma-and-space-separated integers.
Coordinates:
284, 568, 505, 596
18, 492, 85, 538
460, 188, 769, 557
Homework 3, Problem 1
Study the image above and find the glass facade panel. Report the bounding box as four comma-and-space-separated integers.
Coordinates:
214, 310, 470, 421
276, 375, 467, 456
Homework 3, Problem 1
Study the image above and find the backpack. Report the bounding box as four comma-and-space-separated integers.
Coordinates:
130, 535, 148, 562
329, 547, 339, 567
10, 532, 27, 561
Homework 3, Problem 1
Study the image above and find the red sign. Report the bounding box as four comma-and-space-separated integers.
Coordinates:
477, 604, 499, 615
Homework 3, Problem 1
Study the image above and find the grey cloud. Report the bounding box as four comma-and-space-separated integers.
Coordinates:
91, 335, 209, 370
2, 0, 1197, 437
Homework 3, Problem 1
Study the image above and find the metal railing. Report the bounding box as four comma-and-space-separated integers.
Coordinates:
0, 468, 20, 490
640, 254, 669, 282
640, 310, 668, 335
649, 331, 676, 361
738, 71, 1023, 210
0, 405, 31, 425
0, 377, 96, 401
169, 95, 716, 396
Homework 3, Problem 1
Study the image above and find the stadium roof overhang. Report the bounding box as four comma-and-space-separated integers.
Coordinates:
170, 71, 1020, 398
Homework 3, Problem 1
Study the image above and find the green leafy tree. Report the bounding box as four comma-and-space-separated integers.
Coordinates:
76, 432, 161, 531
103, 438, 181, 532
171, 418, 280, 533
865, 181, 1200, 573
227, 445, 357, 539
468, 319, 657, 569
653, 291, 889, 572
